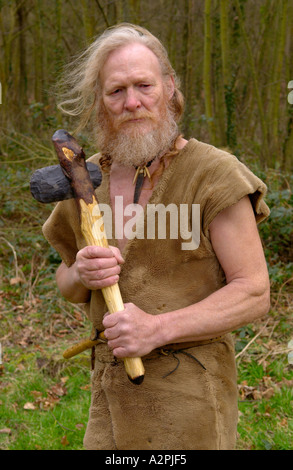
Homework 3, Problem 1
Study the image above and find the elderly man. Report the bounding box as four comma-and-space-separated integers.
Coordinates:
43, 24, 270, 450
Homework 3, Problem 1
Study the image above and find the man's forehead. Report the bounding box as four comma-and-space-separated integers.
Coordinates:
100, 42, 162, 81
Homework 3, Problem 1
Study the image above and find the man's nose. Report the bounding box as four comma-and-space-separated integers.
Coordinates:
124, 87, 141, 111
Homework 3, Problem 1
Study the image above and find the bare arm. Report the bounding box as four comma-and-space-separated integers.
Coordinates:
103, 196, 271, 357
56, 245, 124, 304
158, 195, 270, 344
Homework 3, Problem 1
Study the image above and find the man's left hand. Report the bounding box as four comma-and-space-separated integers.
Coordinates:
102, 303, 162, 358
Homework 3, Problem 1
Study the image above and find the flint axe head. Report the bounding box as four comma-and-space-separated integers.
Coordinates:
30, 160, 102, 203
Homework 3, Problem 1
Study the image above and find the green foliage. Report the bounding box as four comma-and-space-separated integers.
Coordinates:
259, 174, 293, 287
243, 160, 293, 287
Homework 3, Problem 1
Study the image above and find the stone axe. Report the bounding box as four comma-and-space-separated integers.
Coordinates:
30, 129, 145, 385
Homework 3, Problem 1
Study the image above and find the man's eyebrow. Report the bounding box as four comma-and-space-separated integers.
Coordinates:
105, 73, 156, 87
104, 79, 155, 94
103, 81, 122, 93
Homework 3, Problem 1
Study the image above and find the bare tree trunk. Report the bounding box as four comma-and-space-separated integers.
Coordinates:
115, 0, 124, 23
16, 0, 27, 110
95, 0, 110, 27
105, 0, 119, 25
55, 0, 62, 71
220, 0, 237, 148
81, 0, 95, 44
34, 0, 45, 104
55, 0, 63, 126
234, 0, 269, 165
0, 3, 17, 128
129, 0, 141, 24
203, 0, 217, 144
181, 0, 195, 137
283, 2, 293, 171
269, 0, 288, 165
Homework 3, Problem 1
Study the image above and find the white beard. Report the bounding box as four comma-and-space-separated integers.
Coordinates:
96, 106, 179, 168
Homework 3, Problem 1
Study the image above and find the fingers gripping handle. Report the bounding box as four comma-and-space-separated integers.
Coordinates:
52, 130, 145, 385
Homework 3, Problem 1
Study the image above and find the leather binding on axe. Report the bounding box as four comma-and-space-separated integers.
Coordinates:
52, 129, 145, 385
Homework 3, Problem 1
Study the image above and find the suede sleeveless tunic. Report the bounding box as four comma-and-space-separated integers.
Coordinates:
43, 139, 269, 450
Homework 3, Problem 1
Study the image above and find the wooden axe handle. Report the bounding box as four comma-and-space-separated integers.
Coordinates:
52, 130, 145, 385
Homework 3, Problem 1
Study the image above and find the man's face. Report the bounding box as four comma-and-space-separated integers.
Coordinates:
96, 42, 177, 167
100, 42, 173, 136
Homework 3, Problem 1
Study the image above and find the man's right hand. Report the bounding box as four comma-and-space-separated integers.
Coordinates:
75, 245, 124, 290
56, 245, 124, 303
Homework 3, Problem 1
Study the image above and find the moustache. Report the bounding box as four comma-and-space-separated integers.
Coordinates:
116, 112, 154, 126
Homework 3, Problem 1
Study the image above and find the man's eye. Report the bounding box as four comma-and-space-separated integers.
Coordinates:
112, 89, 121, 94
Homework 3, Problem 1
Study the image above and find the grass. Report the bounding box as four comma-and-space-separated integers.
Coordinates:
235, 310, 293, 450
0, 238, 92, 450
1, 352, 91, 450
0, 131, 292, 450
0, 256, 92, 450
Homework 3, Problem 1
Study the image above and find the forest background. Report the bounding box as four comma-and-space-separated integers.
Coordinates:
0, 0, 292, 450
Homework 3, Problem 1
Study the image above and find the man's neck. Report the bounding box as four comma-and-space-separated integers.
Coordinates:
108, 136, 188, 252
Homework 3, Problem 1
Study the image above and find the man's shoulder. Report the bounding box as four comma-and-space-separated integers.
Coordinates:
184, 138, 239, 168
